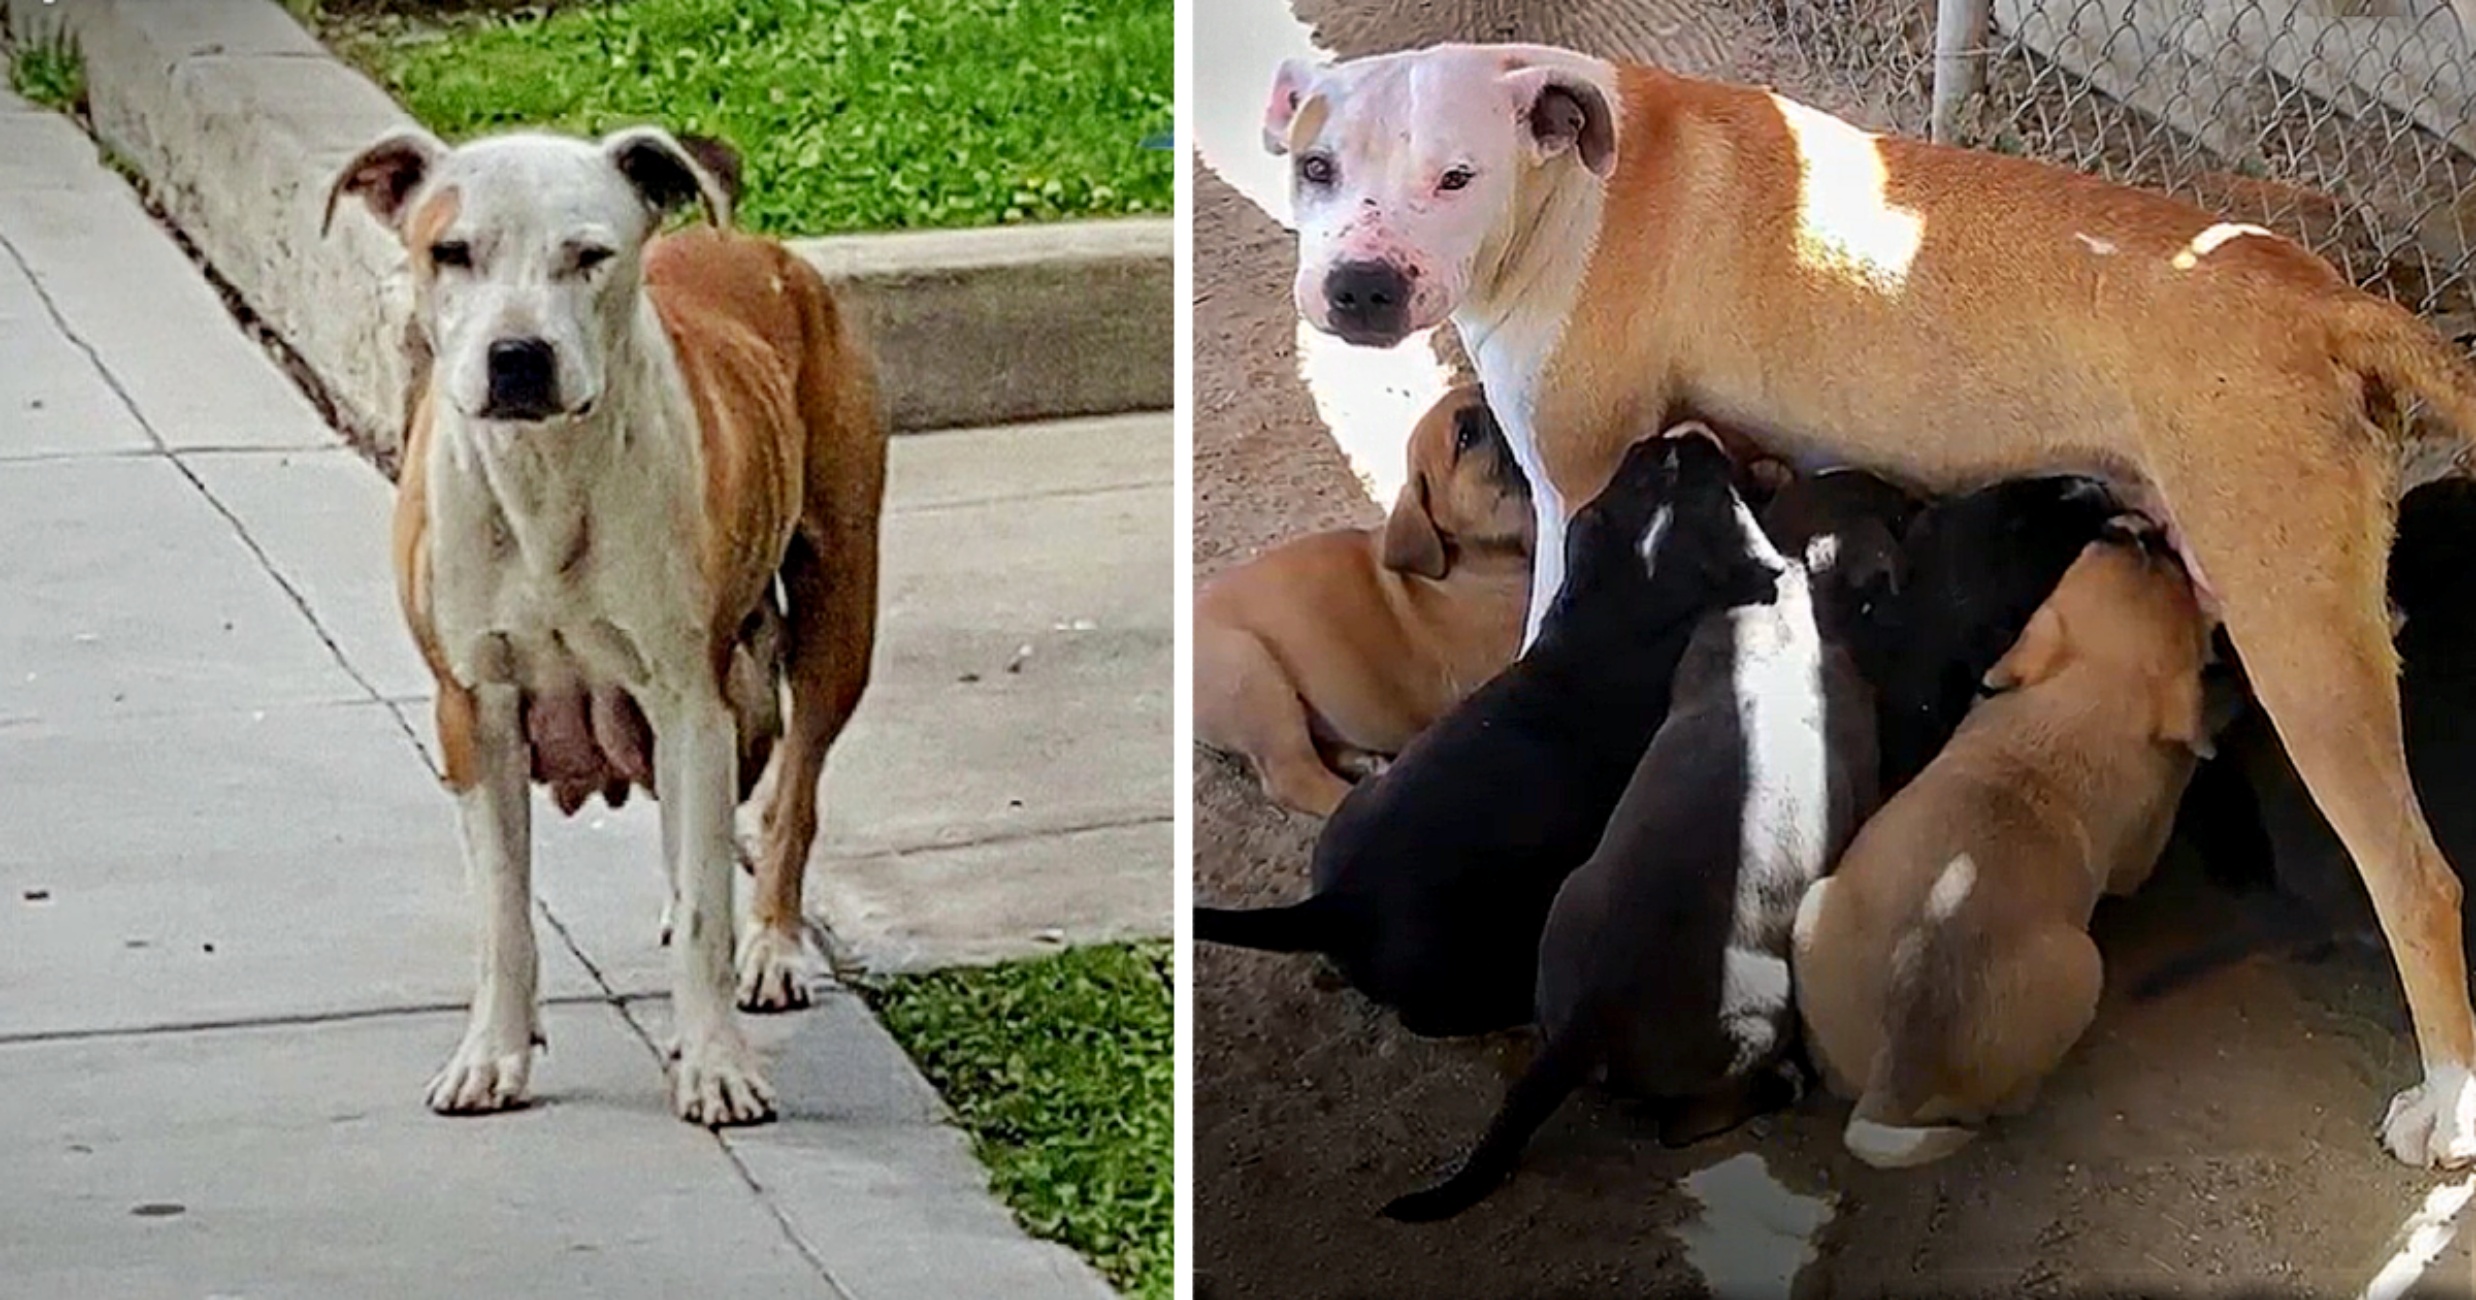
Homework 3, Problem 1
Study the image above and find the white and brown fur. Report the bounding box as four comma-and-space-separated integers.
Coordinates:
1792, 527, 2213, 1166
327, 125, 883, 1126
1194, 385, 1531, 816
1265, 41, 2476, 1166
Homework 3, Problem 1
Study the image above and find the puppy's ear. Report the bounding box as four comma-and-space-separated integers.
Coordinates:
1983, 605, 2067, 693
603, 126, 735, 227
2156, 669, 2215, 759
1505, 66, 1615, 177
1263, 59, 1323, 156
1383, 474, 1451, 579
324, 128, 447, 238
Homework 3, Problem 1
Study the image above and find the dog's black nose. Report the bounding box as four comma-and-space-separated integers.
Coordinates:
1324, 261, 1411, 343
483, 337, 561, 420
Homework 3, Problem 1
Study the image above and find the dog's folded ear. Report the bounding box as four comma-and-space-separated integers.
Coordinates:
323, 128, 448, 238
602, 126, 736, 228
1262, 59, 1325, 157
672, 134, 747, 214
1505, 66, 1615, 177
1383, 475, 1451, 580
1982, 604, 2067, 694
2157, 668, 2216, 759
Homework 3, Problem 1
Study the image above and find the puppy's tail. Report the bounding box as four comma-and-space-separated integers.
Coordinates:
1381, 1029, 1593, 1223
2328, 296, 2476, 446
1192, 896, 1348, 954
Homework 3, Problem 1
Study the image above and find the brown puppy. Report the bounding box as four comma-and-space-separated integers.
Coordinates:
1195, 387, 1531, 816
1268, 43, 2476, 1164
1792, 528, 2214, 1166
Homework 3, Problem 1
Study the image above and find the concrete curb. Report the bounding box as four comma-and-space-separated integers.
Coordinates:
2, 0, 1171, 456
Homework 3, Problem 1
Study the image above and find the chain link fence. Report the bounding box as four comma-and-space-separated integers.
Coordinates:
1756, 0, 2476, 353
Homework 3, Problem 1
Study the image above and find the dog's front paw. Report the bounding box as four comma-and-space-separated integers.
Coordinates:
2382, 1065, 2476, 1168
736, 924, 824, 1012
425, 1030, 538, 1115
672, 1032, 777, 1127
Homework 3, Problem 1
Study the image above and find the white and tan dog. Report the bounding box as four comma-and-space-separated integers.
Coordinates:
1262, 43, 2476, 1166
327, 126, 884, 1126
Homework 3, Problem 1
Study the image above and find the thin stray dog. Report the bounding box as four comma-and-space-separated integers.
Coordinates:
1195, 386, 1531, 816
1263, 42, 2476, 1163
1793, 527, 2214, 1166
1383, 467, 1893, 1221
327, 125, 884, 1124
1193, 430, 1775, 1038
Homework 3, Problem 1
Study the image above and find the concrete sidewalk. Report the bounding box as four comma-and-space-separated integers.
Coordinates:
0, 82, 1164, 1299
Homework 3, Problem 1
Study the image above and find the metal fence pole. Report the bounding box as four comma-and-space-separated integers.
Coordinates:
1931, 0, 1993, 143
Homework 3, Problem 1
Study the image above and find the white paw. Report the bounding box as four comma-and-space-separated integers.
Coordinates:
672, 1032, 777, 1127
736, 924, 824, 1012
2383, 1064, 2476, 1168
425, 1030, 537, 1115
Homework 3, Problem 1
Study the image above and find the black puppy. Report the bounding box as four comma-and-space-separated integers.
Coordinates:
1193, 431, 1779, 1037
1383, 468, 1901, 1222
1862, 476, 2122, 792
2138, 477, 2476, 997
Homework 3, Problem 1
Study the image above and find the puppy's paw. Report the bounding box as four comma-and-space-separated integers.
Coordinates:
673, 1032, 777, 1127
735, 923, 824, 1012
2382, 1066, 2476, 1168
425, 1028, 538, 1115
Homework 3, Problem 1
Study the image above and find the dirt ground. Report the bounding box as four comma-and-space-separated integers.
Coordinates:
1190, 2, 2476, 1296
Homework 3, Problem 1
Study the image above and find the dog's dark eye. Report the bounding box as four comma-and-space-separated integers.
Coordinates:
429, 240, 472, 270
1298, 154, 1337, 187
1438, 166, 1475, 193
1454, 422, 1481, 455
571, 245, 615, 275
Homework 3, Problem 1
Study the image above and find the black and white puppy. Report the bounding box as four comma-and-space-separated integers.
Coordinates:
1861, 475, 2122, 792
1381, 468, 1898, 1222
1193, 430, 1779, 1038
2138, 477, 2476, 996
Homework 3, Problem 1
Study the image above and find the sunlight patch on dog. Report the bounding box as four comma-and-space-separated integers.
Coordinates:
1294, 318, 1456, 508
1674, 1153, 1834, 1299
2169, 223, 2273, 272
1770, 96, 1923, 295
2361, 1174, 2476, 1300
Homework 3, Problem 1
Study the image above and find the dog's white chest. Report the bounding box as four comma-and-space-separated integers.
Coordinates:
426, 429, 706, 700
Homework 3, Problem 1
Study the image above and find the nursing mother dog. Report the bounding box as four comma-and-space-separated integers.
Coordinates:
1262, 41, 2476, 1166
326, 125, 882, 1125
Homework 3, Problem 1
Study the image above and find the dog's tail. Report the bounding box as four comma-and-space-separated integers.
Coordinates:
1846, 995, 1977, 1169
1192, 895, 1350, 954
1380, 1028, 1593, 1223
2329, 296, 2476, 446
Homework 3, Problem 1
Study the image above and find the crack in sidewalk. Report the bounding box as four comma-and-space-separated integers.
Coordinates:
0, 222, 412, 760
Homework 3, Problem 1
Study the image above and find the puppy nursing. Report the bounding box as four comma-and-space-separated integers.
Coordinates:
1195, 386, 1531, 815
1384, 468, 1898, 1221
1195, 429, 1774, 1038
1794, 529, 2214, 1167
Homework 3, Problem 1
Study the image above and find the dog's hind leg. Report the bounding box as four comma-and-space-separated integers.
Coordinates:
742, 526, 874, 1012
2157, 414, 2476, 1167
1194, 624, 1352, 817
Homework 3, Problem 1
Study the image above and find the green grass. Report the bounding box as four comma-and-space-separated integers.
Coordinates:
8, 32, 85, 114
865, 941, 1172, 1300
330, 0, 1171, 236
